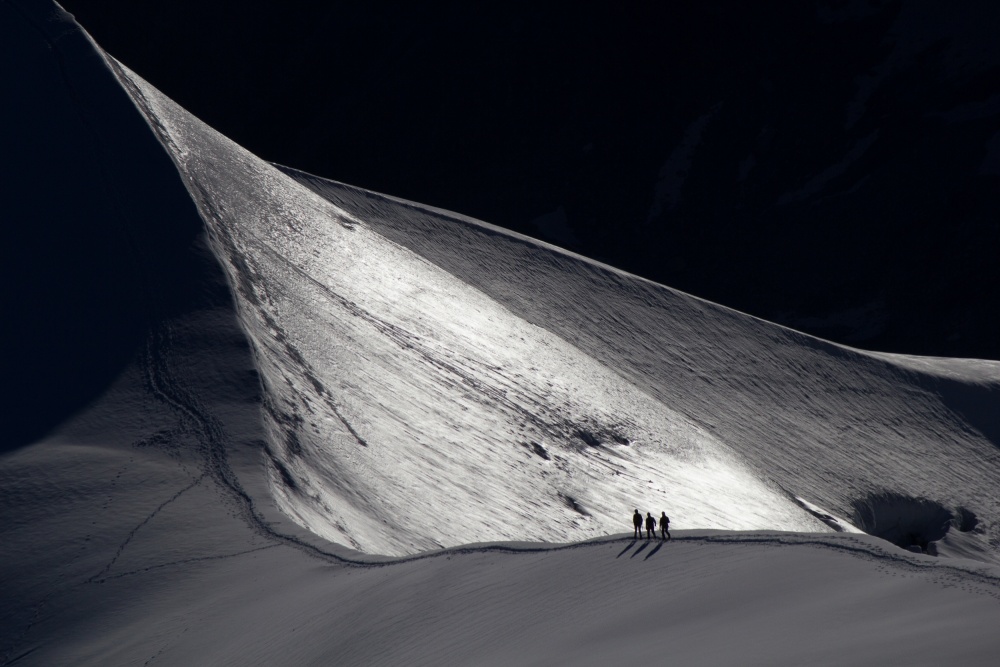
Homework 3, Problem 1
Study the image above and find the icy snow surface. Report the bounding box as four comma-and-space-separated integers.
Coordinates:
118, 68, 822, 556
113, 64, 1000, 559
5, 3, 1000, 664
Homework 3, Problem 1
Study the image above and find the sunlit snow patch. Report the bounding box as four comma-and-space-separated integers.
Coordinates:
794, 496, 865, 533
114, 66, 829, 556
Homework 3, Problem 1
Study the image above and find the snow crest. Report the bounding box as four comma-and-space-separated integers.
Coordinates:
114, 67, 825, 556
112, 64, 1000, 560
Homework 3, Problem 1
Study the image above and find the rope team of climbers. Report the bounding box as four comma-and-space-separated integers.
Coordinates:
633, 509, 670, 540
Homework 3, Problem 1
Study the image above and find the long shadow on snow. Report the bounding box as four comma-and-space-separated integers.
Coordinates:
644, 541, 665, 559
617, 540, 638, 558
630, 541, 652, 559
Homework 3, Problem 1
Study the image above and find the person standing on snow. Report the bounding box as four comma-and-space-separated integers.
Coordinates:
632, 509, 643, 538
645, 512, 656, 539
659, 512, 671, 540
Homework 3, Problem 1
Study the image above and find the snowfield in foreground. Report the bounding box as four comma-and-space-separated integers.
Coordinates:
3, 2, 1000, 665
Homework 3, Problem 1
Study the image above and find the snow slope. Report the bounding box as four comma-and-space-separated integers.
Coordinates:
110, 56, 1000, 559
114, 66, 833, 556
13, 528, 1000, 666
3, 2, 1000, 664
278, 166, 1000, 559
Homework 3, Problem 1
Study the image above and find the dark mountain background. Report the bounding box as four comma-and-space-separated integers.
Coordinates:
59, 0, 1000, 360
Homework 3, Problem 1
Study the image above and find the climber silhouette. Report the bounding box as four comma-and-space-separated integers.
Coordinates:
645, 512, 656, 539
632, 509, 643, 538
659, 512, 671, 540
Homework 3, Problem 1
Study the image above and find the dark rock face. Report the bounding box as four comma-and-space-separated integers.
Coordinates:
62, 0, 1000, 359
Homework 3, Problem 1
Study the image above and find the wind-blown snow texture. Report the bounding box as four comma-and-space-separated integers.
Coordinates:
3, 2, 1000, 665
110, 63, 1000, 559
116, 69, 833, 556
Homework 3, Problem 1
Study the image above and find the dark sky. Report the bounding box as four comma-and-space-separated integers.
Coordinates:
59, 0, 1000, 360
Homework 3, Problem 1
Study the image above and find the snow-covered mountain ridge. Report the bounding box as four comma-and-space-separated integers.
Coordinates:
3, 3, 1000, 664
58, 0, 1000, 361
103, 63, 1000, 559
